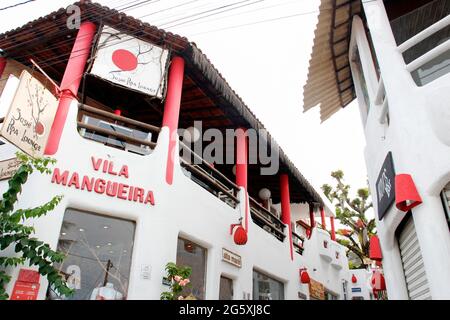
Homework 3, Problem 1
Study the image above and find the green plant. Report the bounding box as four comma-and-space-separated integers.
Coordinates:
0, 152, 72, 300
322, 170, 375, 269
160, 262, 193, 300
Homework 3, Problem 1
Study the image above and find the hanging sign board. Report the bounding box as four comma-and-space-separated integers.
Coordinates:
90, 25, 169, 99
376, 152, 396, 220
0, 70, 58, 158
0, 157, 22, 180
309, 279, 325, 300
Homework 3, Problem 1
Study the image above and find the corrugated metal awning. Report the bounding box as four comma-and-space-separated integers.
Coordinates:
303, 0, 361, 122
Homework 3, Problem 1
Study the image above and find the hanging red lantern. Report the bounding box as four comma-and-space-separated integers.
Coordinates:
395, 174, 422, 212
299, 269, 310, 284
369, 235, 383, 261
371, 271, 386, 291
233, 225, 247, 245
351, 274, 357, 283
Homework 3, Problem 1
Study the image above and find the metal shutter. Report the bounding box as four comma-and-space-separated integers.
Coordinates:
398, 216, 431, 300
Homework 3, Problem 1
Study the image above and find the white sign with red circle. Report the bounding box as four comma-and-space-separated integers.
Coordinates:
0, 70, 58, 157
90, 26, 169, 99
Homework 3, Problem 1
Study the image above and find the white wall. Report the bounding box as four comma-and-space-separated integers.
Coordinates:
0, 96, 351, 300
350, 0, 450, 299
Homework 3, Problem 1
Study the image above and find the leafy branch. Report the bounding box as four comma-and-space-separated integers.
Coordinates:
0, 152, 72, 300
322, 170, 376, 269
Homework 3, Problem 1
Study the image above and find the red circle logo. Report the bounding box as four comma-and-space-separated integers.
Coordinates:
35, 122, 45, 136
112, 49, 138, 71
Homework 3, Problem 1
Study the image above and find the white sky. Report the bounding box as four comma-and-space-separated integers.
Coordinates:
0, 0, 369, 205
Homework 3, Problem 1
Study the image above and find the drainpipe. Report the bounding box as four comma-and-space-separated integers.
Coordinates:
280, 174, 293, 260
320, 207, 326, 230
162, 56, 185, 185
44, 21, 97, 155
236, 128, 248, 232
330, 216, 336, 241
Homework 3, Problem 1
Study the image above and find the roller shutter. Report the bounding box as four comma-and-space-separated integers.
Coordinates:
398, 216, 431, 300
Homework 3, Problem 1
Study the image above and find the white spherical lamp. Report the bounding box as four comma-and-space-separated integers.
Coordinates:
232, 165, 236, 175
183, 126, 200, 143
258, 188, 271, 201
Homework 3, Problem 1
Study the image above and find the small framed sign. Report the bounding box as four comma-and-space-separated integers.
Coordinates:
376, 152, 396, 220
0, 157, 22, 181
222, 248, 242, 268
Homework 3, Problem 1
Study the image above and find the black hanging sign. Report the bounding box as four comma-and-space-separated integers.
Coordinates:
376, 152, 396, 220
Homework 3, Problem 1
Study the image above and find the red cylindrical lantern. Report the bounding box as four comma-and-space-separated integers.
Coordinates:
300, 270, 310, 284
369, 235, 383, 261
351, 274, 357, 283
233, 226, 247, 245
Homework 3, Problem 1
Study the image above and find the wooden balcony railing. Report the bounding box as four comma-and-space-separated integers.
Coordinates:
179, 142, 240, 209
249, 196, 285, 242
292, 231, 305, 255
77, 104, 160, 155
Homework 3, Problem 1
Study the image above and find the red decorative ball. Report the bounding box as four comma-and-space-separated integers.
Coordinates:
233, 226, 247, 245
35, 122, 44, 136
300, 270, 310, 284
351, 274, 357, 283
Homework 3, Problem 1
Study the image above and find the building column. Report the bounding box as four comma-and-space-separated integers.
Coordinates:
45, 21, 97, 155
280, 174, 293, 260
320, 207, 326, 230
162, 56, 185, 185
0, 57, 6, 78
309, 204, 316, 229
236, 128, 248, 231
330, 216, 336, 241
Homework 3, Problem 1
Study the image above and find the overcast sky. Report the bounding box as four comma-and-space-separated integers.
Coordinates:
0, 0, 369, 208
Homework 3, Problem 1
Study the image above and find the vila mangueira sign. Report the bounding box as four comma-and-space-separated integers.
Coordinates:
51, 156, 155, 206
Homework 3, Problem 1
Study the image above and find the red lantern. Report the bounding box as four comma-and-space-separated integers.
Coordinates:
300, 269, 310, 284
371, 271, 386, 291
306, 228, 311, 238
369, 235, 382, 261
351, 274, 357, 283
395, 174, 422, 212
233, 226, 247, 245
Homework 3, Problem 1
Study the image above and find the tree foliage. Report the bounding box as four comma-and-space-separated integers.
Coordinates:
0, 152, 72, 300
322, 170, 375, 269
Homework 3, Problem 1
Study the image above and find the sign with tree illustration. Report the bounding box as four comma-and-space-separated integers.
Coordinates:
90, 25, 169, 99
0, 70, 58, 157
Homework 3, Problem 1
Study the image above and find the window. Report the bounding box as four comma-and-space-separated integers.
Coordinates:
176, 238, 207, 300
252, 270, 284, 300
47, 209, 135, 300
388, 0, 450, 86
325, 290, 339, 300
342, 280, 348, 300
219, 276, 233, 300
352, 48, 372, 113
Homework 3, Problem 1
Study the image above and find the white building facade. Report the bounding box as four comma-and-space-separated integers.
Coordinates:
304, 0, 450, 300
0, 2, 354, 300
